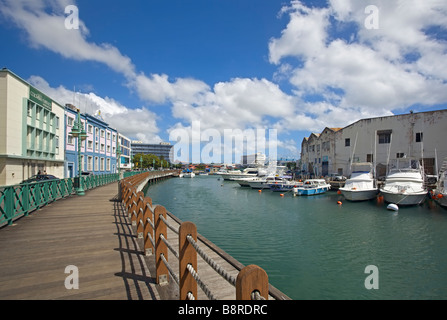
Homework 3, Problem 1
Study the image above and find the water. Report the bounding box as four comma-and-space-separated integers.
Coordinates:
146, 175, 447, 300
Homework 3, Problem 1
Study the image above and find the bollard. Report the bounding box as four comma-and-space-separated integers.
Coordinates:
154, 205, 169, 285
236, 265, 269, 300
179, 221, 198, 300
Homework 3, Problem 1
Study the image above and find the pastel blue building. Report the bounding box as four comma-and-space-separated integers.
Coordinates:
65, 104, 118, 178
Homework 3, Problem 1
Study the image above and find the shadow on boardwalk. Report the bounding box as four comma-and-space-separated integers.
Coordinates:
0, 184, 169, 300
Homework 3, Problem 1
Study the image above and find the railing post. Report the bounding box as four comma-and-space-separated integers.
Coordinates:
154, 205, 169, 285
128, 189, 137, 219
132, 191, 144, 226
236, 265, 269, 300
143, 197, 154, 256
179, 221, 198, 300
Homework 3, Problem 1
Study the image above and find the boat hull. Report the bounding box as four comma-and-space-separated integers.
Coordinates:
339, 188, 378, 201
293, 186, 330, 196
433, 193, 447, 208
380, 190, 427, 206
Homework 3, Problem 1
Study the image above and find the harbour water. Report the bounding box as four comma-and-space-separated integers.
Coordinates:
146, 175, 447, 300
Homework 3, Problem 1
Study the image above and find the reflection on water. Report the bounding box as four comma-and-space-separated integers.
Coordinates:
147, 175, 447, 299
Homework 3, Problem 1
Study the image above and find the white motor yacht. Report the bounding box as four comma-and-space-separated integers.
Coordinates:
339, 162, 378, 201
380, 158, 427, 206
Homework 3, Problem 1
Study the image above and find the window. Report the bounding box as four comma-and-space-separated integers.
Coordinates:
36, 107, 42, 121
88, 140, 93, 150
55, 136, 59, 155
100, 130, 105, 138
107, 145, 110, 153
345, 138, 350, 147
100, 158, 105, 171
27, 127, 33, 148
397, 153, 405, 158
107, 132, 111, 140
95, 142, 99, 151
68, 134, 74, 145
107, 158, 111, 171
101, 143, 105, 152
88, 125, 93, 134
27, 104, 33, 117
67, 117, 74, 126
95, 128, 99, 137
416, 132, 423, 143
95, 157, 99, 171
377, 130, 392, 144
367, 154, 374, 162
56, 117, 60, 129
88, 156, 93, 171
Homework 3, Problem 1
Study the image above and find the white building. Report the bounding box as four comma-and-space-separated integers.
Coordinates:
118, 133, 132, 170
300, 110, 447, 179
0, 69, 65, 186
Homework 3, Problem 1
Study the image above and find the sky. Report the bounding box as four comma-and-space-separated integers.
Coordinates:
1, 0, 446, 164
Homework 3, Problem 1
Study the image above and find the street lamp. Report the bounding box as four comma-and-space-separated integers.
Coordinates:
70, 109, 87, 196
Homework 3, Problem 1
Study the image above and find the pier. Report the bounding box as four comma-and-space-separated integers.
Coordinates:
0, 171, 290, 300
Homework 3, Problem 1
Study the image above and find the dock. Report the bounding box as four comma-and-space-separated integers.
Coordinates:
0, 172, 290, 300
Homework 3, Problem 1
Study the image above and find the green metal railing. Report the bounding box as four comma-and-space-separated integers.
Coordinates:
0, 172, 146, 228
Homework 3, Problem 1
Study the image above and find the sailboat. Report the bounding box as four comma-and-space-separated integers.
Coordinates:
339, 162, 378, 201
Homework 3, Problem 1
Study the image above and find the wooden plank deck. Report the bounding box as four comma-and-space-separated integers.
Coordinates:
0, 181, 288, 300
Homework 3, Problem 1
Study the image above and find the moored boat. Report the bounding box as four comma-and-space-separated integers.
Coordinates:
269, 179, 302, 192
293, 179, 331, 196
339, 162, 378, 201
432, 167, 447, 208
380, 158, 427, 206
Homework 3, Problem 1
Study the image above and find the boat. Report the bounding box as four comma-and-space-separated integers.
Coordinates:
234, 176, 259, 187
269, 179, 303, 192
221, 167, 262, 181
339, 162, 378, 201
247, 176, 287, 189
380, 158, 427, 206
432, 158, 447, 208
293, 179, 331, 196
183, 172, 195, 178
181, 169, 195, 178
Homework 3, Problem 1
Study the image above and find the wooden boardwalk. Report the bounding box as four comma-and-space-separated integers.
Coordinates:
0, 181, 289, 300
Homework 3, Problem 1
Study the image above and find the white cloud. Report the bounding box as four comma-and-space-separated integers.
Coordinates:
269, 0, 447, 123
269, 1, 330, 64
171, 77, 296, 133
28, 76, 162, 143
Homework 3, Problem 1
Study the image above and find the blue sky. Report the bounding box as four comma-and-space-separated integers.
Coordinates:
1, 0, 447, 163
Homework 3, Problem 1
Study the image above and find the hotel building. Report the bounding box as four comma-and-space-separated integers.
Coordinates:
131, 141, 173, 161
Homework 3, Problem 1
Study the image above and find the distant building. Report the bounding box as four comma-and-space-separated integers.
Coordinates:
118, 133, 132, 170
241, 153, 266, 166
131, 141, 173, 161
0, 68, 65, 186
65, 105, 117, 177
300, 110, 447, 178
